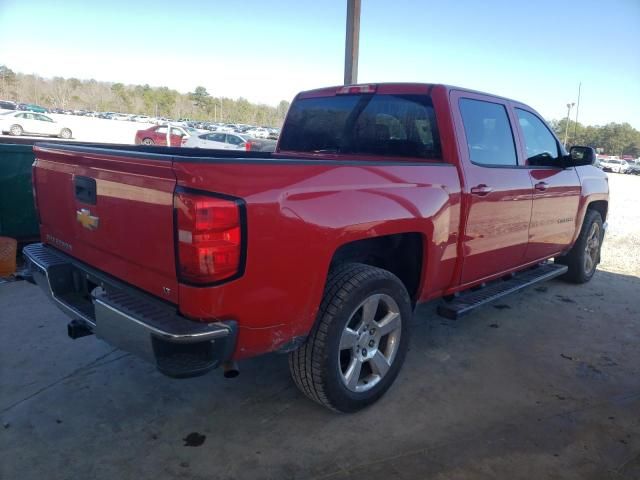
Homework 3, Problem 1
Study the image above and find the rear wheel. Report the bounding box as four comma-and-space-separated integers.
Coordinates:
142, 138, 154, 145
289, 263, 412, 412
9, 124, 23, 136
59, 128, 72, 139
556, 210, 603, 283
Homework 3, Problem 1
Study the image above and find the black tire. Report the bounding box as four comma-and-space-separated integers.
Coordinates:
556, 210, 604, 283
142, 138, 154, 145
59, 128, 72, 139
289, 263, 412, 412
9, 124, 23, 136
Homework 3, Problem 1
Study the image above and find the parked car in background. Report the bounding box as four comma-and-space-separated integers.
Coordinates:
134, 125, 196, 146
0, 100, 17, 110
16, 103, 48, 113
267, 127, 280, 139
626, 160, 640, 175
0, 111, 72, 138
600, 158, 629, 173
246, 127, 270, 138
183, 131, 276, 151
133, 115, 153, 123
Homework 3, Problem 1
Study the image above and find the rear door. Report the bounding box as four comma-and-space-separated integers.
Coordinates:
204, 133, 229, 149
35, 114, 59, 135
512, 107, 581, 261
225, 134, 246, 150
451, 91, 534, 285
170, 127, 186, 147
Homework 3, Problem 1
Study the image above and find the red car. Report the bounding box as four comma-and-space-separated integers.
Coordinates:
134, 125, 194, 146
27, 83, 608, 412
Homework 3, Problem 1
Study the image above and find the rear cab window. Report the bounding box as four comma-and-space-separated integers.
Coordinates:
278, 92, 441, 161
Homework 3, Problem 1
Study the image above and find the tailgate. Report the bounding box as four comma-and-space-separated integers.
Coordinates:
33, 145, 179, 303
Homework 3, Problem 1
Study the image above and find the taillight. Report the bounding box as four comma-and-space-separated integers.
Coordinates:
174, 189, 244, 285
245, 141, 252, 151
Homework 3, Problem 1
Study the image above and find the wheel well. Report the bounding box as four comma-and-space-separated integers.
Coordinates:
330, 233, 423, 301
587, 200, 608, 222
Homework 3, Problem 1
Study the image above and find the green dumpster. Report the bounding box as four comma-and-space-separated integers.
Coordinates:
0, 144, 39, 241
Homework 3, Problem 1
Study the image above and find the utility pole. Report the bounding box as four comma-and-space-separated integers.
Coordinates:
564, 102, 575, 148
573, 82, 582, 141
344, 0, 361, 85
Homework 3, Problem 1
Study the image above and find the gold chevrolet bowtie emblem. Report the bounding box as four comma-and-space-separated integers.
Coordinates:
76, 208, 99, 230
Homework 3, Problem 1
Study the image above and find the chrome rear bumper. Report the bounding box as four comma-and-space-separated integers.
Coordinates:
23, 243, 237, 378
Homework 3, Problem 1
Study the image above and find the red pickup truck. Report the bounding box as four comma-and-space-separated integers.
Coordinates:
24, 83, 608, 412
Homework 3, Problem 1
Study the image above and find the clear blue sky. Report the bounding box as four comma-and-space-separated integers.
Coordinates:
1, 0, 638, 127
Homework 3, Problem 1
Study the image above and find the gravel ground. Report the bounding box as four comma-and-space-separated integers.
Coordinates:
600, 172, 640, 276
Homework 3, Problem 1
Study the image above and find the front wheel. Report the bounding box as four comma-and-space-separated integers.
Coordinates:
59, 128, 72, 139
289, 263, 412, 412
556, 210, 604, 283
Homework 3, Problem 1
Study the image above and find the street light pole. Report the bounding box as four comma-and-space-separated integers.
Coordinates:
344, 0, 361, 85
573, 81, 582, 141
563, 102, 575, 148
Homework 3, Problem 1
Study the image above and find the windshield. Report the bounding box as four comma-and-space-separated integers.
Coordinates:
278, 93, 441, 159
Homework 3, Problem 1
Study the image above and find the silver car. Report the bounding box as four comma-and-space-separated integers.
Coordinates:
183, 132, 251, 150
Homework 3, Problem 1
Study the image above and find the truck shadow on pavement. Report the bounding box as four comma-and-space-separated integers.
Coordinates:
1, 268, 639, 480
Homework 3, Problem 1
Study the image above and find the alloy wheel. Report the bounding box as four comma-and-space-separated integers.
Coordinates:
338, 293, 402, 393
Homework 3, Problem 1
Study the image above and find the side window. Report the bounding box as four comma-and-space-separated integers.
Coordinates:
171, 127, 184, 136
209, 133, 226, 142
515, 109, 560, 165
226, 135, 243, 146
156, 126, 168, 134
459, 98, 517, 166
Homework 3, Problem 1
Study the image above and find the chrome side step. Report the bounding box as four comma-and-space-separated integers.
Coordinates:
437, 263, 568, 320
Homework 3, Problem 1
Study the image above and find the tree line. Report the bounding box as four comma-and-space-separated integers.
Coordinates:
549, 118, 640, 158
0, 65, 290, 127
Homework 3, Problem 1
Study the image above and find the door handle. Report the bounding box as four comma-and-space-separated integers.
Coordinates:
534, 181, 548, 191
470, 184, 493, 196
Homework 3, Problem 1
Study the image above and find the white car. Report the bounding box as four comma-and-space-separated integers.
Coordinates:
600, 159, 629, 173
183, 132, 251, 150
0, 111, 72, 138
110, 113, 130, 121
246, 127, 270, 139
217, 124, 236, 133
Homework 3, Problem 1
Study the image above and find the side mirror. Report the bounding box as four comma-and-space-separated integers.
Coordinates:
567, 146, 596, 167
